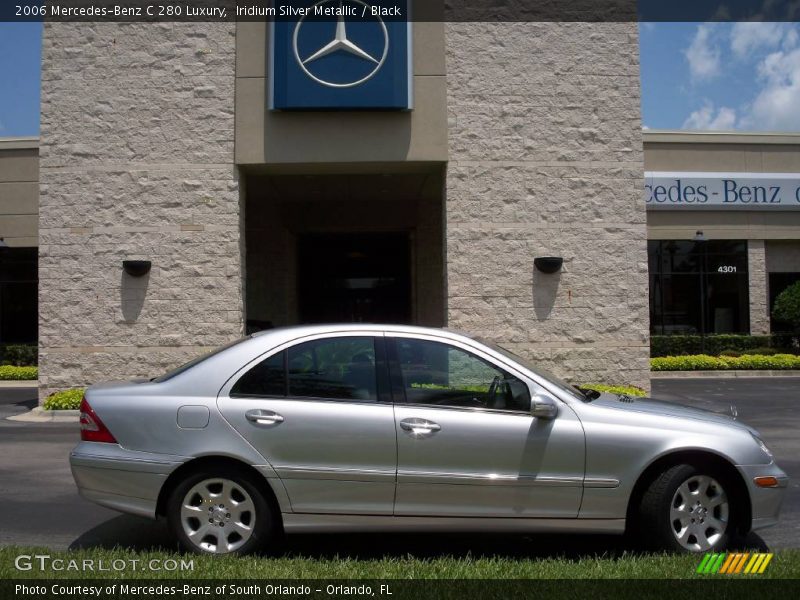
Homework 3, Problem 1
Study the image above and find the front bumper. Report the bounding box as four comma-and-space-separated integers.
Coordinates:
736, 462, 789, 531
70, 442, 187, 519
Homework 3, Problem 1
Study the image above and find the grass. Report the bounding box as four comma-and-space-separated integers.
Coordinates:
2, 547, 799, 579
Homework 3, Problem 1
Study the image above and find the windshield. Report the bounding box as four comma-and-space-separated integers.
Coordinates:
481, 341, 586, 401
152, 337, 251, 383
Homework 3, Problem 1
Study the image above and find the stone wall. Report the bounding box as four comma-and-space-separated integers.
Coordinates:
748, 240, 770, 335
445, 23, 650, 390
39, 23, 241, 400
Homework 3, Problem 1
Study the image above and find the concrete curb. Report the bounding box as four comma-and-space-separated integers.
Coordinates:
6, 406, 78, 423
651, 370, 800, 378
0, 380, 38, 388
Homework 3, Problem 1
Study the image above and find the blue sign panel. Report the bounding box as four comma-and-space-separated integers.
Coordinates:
270, 0, 411, 110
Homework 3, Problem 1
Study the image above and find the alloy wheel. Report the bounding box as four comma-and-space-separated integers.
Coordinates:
180, 478, 256, 554
669, 474, 729, 552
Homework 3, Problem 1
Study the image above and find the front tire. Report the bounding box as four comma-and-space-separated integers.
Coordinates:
638, 464, 732, 553
167, 469, 273, 555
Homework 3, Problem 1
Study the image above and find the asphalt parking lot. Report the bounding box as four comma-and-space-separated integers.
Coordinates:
0, 378, 797, 555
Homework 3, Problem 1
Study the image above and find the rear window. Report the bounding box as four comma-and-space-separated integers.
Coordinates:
152, 337, 251, 383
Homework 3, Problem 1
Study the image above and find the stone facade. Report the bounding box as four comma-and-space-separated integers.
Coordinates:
38, 21, 650, 398
39, 23, 240, 399
445, 23, 650, 390
748, 240, 770, 335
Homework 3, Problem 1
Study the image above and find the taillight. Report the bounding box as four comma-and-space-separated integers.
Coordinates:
79, 397, 117, 443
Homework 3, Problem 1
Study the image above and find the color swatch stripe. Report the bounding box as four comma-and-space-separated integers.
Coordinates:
697, 552, 773, 575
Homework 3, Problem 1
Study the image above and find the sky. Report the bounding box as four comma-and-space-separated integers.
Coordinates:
640, 22, 800, 131
0, 22, 42, 137
1, 21, 800, 135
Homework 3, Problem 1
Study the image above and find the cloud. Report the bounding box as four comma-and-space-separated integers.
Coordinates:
740, 46, 800, 130
685, 25, 722, 80
731, 22, 797, 59
683, 101, 737, 130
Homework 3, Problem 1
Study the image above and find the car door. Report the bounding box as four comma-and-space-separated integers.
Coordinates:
389, 334, 586, 518
217, 333, 397, 515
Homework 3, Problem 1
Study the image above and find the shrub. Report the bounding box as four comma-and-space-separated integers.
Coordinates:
43, 388, 85, 411
0, 344, 37, 366
650, 334, 776, 357
651, 354, 800, 371
741, 347, 779, 356
577, 383, 646, 397
0, 365, 38, 380
718, 349, 741, 357
773, 282, 800, 329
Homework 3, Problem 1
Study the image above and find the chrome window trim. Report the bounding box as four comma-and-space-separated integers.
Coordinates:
392, 402, 530, 417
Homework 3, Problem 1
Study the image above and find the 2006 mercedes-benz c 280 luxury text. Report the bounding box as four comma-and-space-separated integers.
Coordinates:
70, 325, 787, 555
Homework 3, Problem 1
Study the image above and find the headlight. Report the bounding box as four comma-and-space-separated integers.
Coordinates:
752, 433, 773, 460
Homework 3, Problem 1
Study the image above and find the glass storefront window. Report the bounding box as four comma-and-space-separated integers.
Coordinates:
0, 248, 38, 344
648, 240, 750, 335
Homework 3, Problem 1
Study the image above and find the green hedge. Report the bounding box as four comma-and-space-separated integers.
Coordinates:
651, 354, 800, 371
43, 388, 85, 411
650, 335, 781, 357
0, 365, 38, 380
577, 383, 646, 397
0, 344, 37, 366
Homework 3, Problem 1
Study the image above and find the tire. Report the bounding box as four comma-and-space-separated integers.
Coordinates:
638, 464, 733, 553
167, 468, 274, 555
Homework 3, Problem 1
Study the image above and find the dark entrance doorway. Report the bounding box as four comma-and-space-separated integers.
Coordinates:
298, 233, 412, 324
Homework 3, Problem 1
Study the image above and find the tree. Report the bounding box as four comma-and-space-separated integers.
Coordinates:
772, 281, 800, 331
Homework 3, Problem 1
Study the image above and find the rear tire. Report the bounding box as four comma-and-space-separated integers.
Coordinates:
167, 468, 274, 555
638, 464, 732, 553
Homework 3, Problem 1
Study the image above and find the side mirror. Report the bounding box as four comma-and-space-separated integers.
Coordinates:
531, 393, 558, 419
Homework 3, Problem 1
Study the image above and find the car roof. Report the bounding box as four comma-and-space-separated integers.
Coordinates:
251, 323, 476, 339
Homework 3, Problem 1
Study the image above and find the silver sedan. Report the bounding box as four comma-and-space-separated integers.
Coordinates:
70, 325, 788, 555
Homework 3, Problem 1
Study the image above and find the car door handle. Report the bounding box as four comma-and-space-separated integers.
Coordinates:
245, 409, 284, 426
400, 418, 441, 436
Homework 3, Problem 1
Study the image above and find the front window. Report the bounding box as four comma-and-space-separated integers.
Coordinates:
481, 341, 584, 401
393, 338, 531, 412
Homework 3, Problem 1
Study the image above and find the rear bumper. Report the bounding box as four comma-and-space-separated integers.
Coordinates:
70, 442, 187, 519
736, 462, 789, 531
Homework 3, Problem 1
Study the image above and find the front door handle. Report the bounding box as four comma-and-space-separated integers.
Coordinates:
400, 418, 441, 437
245, 409, 284, 426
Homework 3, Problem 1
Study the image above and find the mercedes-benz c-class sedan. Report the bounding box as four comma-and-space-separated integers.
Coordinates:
70, 325, 787, 555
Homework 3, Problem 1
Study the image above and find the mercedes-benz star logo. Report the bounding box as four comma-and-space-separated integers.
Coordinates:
293, 0, 389, 88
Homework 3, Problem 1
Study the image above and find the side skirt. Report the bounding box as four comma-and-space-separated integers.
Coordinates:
282, 514, 625, 534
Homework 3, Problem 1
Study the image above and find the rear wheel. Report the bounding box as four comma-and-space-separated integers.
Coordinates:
639, 464, 732, 553
167, 470, 273, 555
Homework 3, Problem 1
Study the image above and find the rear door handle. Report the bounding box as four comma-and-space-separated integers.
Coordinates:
400, 418, 441, 436
245, 409, 284, 426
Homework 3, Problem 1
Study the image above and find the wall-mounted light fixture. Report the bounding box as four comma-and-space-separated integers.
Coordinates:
122, 260, 152, 277
534, 256, 563, 274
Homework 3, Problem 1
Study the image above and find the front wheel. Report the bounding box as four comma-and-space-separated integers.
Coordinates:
167, 470, 273, 555
638, 464, 732, 553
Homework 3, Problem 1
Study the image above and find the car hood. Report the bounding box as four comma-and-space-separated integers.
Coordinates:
590, 394, 758, 434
